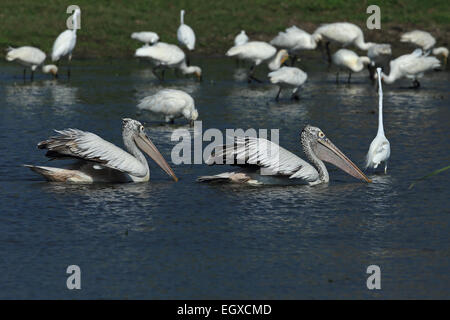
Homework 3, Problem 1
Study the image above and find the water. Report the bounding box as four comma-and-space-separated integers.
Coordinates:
0, 58, 449, 299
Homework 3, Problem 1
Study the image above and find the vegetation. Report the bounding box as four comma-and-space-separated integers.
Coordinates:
1, 0, 449, 58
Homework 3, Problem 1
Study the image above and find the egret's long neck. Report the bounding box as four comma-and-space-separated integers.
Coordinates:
301, 135, 329, 183
123, 133, 149, 169
180, 10, 185, 24
72, 11, 79, 34
377, 71, 385, 136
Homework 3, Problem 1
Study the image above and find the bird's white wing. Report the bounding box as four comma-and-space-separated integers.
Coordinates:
38, 129, 148, 177
138, 90, 190, 115
135, 43, 185, 65
52, 30, 75, 61
398, 55, 441, 75
268, 67, 307, 86
366, 136, 390, 168
177, 24, 196, 50
226, 41, 277, 62
205, 136, 318, 182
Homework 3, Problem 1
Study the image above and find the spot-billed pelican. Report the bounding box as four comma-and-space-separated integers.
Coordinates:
332, 49, 370, 83
42, 64, 58, 78
5, 46, 46, 81
138, 89, 198, 125
25, 118, 178, 183
135, 42, 202, 81
131, 32, 159, 46
366, 68, 390, 174
234, 30, 249, 46
268, 66, 307, 101
270, 26, 320, 65
367, 43, 392, 80
313, 22, 374, 63
226, 41, 289, 82
198, 126, 371, 185
51, 8, 80, 78
377, 49, 441, 88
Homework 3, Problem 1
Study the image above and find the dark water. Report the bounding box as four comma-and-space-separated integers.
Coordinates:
0, 58, 449, 299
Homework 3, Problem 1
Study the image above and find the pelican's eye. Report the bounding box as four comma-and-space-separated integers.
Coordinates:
318, 131, 325, 138
140, 125, 144, 132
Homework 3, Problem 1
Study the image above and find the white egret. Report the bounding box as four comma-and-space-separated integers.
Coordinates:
25, 118, 178, 183
268, 66, 307, 100
226, 41, 289, 82
137, 89, 198, 125
234, 30, 249, 46
177, 9, 196, 65
5, 46, 46, 81
198, 126, 371, 185
131, 32, 159, 46
365, 68, 390, 174
331, 49, 371, 83
51, 8, 80, 78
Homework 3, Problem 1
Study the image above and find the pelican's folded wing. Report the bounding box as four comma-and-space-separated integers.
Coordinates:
38, 129, 148, 177
205, 136, 319, 182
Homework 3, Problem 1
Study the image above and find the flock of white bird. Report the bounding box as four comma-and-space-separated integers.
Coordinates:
6, 10, 448, 185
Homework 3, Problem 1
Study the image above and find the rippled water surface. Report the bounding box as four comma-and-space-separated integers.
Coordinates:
0, 58, 449, 299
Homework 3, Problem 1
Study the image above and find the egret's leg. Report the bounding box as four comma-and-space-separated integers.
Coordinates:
23, 68, 26, 81
275, 87, 282, 101
30, 69, 34, 82
67, 54, 72, 79
347, 71, 352, 84
384, 162, 388, 174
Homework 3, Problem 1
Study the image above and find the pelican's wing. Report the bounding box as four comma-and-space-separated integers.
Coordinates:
205, 136, 319, 182
38, 129, 148, 177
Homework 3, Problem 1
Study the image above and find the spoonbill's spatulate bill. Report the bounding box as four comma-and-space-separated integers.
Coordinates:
5, 46, 46, 81
198, 126, 371, 185
365, 68, 390, 173
25, 118, 178, 183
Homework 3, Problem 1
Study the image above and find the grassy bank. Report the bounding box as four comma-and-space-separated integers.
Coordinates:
1, 0, 449, 58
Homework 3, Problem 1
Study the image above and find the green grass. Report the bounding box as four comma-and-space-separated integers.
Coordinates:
1, 0, 449, 58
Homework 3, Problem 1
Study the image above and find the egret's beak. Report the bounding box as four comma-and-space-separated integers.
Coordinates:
134, 134, 178, 182
313, 137, 371, 183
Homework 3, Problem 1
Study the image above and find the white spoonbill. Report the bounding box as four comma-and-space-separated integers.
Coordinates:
367, 43, 392, 80
25, 118, 178, 183
5, 46, 46, 81
401, 30, 448, 66
135, 42, 202, 81
234, 30, 249, 46
131, 32, 159, 46
42, 64, 59, 78
51, 8, 80, 78
137, 89, 198, 125
332, 49, 371, 83
313, 22, 374, 63
432, 47, 448, 67
268, 66, 307, 101
365, 68, 390, 174
198, 126, 371, 185
226, 41, 289, 82
377, 49, 441, 88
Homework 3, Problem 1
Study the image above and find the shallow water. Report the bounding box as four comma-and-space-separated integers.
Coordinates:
0, 57, 449, 299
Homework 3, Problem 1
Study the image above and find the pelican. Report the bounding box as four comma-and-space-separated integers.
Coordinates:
198, 126, 371, 185
313, 22, 374, 63
332, 49, 371, 83
365, 68, 390, 174
6, 46, 46, 81
131, 32, 159, 46
234, 30, 249, 46
270, 26, 320, 65
135, 42, 202, 81
367, 43, 392, 80
226, 41, 289, 82
268, 66, 307, 100
51, 8, 80, 78
42, 64, 58, 78
377, 49, 441, 88
24, 118, 178, 183
137, 89, 198, 125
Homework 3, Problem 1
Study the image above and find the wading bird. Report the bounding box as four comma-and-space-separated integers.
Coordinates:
234, 30, 249, 46
365, 68, 390, 174
24, 118, 178, 183
5, 46, 46, 81
135, 42, 202, 81
51, 8, 80, 78
432, 47, 448, 67
198, 126, 371, 185
226, 41, 289, 82
42, 64, 58, 78
332, 49, 371, 83
138, 89, 198, 125
131, 32, 159, 46
268, 66, 307, 101
401, 30, 436, 52
177, 9, 196, 64
367, 43, 392, 80
377, 49, 441, 88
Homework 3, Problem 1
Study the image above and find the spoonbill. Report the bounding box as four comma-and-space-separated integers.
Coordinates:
234, 30, 249, 46
51, 8, 80, 78
365, 68, 390, 174
177, 9, 196, 65
401, 30, 448, 66
135, 42, 202, 81
131, 32, 159, 46
198, 126, 371, 185
432, 47, 448, 67
367, 43, 392, 80
332, 49, 371, 83
24, 118, 178, 183
137, 89, 198, 125
42, 64, 58, 78
5, 46, 46, 81
226, 41, 289, 82
268, 66, 307, 101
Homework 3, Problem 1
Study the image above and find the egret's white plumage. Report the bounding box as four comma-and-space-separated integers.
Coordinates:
137, 89, 198, 124
25, 118, 178, 183
365, 68, 390, 173
234, 30, 249, 46
131, 32, 159, 46
332, 49, 370, 83
6, 46, 46, 80
400, 30, 436, 52
177, 9, 196, 51
268, 66, 307, 100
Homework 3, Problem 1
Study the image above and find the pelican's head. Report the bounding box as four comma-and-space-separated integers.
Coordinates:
122, 118, 178, 181
42, 64, 58, 78
301, 126, 371, 183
